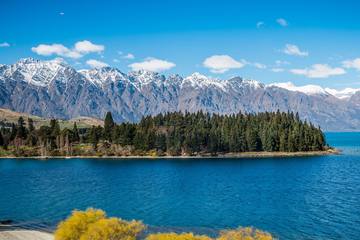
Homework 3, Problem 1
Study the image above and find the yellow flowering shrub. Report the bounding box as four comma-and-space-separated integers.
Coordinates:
54, 208, 274, 240
54, 208, 106, 240
80, 217, 145, 240
217, 227, 274, 240
54, 208, 145, 240
146, 232, 212, 240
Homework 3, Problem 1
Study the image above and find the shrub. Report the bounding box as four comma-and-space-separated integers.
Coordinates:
54, 208, 274, 240
80, 217, 145, 240
146, 232, 212, 240
217, 227, 274, 240
54, 208, 106, 240
54, 208, 145, 240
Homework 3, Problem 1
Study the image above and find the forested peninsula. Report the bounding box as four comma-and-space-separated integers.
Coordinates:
0, 111, 334, 158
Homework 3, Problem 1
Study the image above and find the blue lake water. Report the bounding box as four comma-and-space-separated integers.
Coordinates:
0, 132, 360, 239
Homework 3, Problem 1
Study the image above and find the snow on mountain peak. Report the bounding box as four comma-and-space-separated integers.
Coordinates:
242, 79, 263, 89
128, 70, 165, 87
189, 72, 208, 79
325, 87, 360, 99
6, 57, 73, 87
80, 67, 128, 86
269, 82, 328, 96
17, 57, 38, 64
2, 58, 359, 100
167, 74, 183, 85
182, 72, 225, 90
268, 82, 360, 99
182, 73, 264, 92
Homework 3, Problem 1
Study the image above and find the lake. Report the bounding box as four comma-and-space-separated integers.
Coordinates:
0, 132, 360, 239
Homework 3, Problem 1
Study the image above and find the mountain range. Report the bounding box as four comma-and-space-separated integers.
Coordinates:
0, 58, 360, 131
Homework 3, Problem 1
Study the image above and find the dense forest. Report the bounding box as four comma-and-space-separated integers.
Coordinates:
0, 111, 327, 157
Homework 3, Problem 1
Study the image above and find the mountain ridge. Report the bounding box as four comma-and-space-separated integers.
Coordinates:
1, 57, 360, 131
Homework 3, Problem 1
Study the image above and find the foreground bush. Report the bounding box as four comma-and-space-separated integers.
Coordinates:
217, 227, 273, 240
54, 208, 274, 240
55, 208, 106, 240
54, 208, 144, 240
146, 232, 212, 240
146, 228, 274, 240
80, 217, 145, 240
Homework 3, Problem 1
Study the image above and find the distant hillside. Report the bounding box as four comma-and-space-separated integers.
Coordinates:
0, 108, 103, 129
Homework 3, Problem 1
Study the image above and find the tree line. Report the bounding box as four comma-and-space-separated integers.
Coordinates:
0, 110, 327, 156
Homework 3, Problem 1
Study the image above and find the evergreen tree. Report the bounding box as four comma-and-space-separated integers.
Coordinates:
28, 118, 35, 132
0, 110, 328, 156
89, 126, 99, 150
0, 131, 4, 146
16, 117, 27, 139
50, 119, 60, 137
155, 133, 167, 152
104, 112, 115, 142
72, 122, 80, 142
246, 127, 260, 151
10, 123, 17, 140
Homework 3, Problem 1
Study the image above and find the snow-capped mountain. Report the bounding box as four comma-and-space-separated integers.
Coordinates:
1, 58, 77, 87
1, 58, 360, 131
325, 87, 360, 100
269, 81, 360, 100
268, 82, 329, 96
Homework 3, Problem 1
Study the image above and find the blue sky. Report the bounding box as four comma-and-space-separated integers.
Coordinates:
1, 0, 360, 89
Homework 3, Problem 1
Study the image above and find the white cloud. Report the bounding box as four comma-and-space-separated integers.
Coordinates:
203, 55, 245, 73
271, 68, 284, 73
283, 44, 308, 57
256, 21, 264, 28
129, 58, 176, 72
0, 42, 10, 47
275, 60, 290, 66
113, 59, 120, 63
118, 51, 135, 60
51, 57, 67, 64
342, 58, 360, 71
86, 59, 109, 68
276, 18, 288, 27
253, 62, 266, 69
31, 44, 82, 59
290, 64, 346, 78
32, 40, 104, 59
74, 40, 104, 54
122, 53, 135, 59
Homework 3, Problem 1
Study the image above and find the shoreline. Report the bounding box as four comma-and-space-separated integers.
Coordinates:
0, 230, 53, 240
0, 149, 340, 159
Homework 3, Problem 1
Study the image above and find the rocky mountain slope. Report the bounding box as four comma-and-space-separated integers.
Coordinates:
1, 58, 360, 131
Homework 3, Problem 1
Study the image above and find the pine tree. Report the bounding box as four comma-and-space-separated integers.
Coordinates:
104, 112, 115, 142
10, 123, 17, 140
16, 117, 27, 139
89, 126, 99, 150
155, 133, 167, 152
246, 127, 260, 151
72, 122, 80, 142
28, 118, 35, 133
0, 131, 4, 146
50, 119, 60, 137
